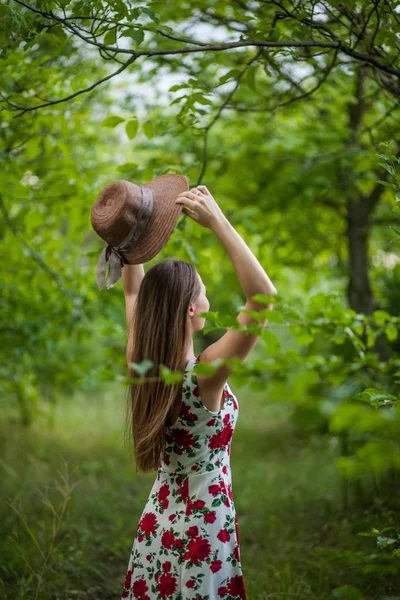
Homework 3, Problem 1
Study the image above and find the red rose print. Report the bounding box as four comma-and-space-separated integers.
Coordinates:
208, 433, 223, 450
208, 423, 233, 450
161, 530, 175, 549
122, 568, 132, 597
121, 363, 247, 598
158, 484, 170, 502
177, 477, 189, 503
186, 525, 199, 538
227, 574, 246, 598
139, 512, 157, 537
186, 499, 194, 517
181, 402, 199, 423
218, 586, 228, 596
220, 424, 233, 446
217, 528, 230, 543
210, 559, 223, 573
180, 403, 190, 417
208, 484, 220, 496
132, 577, 149, 597
157, 572, 177, 597
172, 428, 196, 450
234, 544, 240, 561
204, 511, 216, 524
124, 568, 132, 588
185, 535, 212, 564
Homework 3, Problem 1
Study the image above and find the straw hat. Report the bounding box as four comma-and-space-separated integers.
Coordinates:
91, 173, 189, 290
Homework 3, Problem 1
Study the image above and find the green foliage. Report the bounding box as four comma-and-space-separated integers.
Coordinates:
316, 525, 400, 578
1, 0, 400, 595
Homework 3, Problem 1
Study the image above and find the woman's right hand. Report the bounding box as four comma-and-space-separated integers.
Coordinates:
174, 185, 227, 230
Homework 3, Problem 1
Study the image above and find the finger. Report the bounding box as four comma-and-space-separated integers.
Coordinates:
175, 195, 195, 206
187, 191, 202, 199
196, 185, 209, 194
177, 191, 202, 202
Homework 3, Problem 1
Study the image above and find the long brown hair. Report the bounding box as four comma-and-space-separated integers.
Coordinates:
123, 258, 201, 473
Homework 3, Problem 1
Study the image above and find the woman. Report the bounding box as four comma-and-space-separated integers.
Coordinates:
120, 185, 277, 599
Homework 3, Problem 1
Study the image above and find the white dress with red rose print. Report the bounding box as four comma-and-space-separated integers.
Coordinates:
121, 353, 247, 600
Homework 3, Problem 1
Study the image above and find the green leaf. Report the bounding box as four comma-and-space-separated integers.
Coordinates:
101, 115, 125, 127
104, 28, 117, 46
143, 121, 154, 139
251, 293, 277, 304
159, 365, 183, 384
116, 162, 139, 172
141, 7, 159, 23
379, 162, 395, 175
126, 119, 139, 139
269, 29, 280, 41
332, 585, 365, 600
384, 322, 398, 342
291, 325, 314, 346
355, 388, 397, 408
120, 27, 136, 39
261, 329, 280, 355
192, 93, 213, 106
243, 67, 257, 92
218, 69, 241, 85
372, 309, 392, 327
129, 359, 153, 376
375, 179, 397, 190
169, 83, 190, 92
133, 29, 145, 46
260, 309, 283, 323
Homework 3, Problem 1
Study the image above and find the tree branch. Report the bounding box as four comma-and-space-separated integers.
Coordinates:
10, 55, 137, 118
10, 0, 400, 79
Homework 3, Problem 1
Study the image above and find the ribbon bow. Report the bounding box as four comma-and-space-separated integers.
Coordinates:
95, 185, 154, 290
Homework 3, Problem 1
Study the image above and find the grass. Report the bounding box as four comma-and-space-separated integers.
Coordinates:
0, 379, 398, 599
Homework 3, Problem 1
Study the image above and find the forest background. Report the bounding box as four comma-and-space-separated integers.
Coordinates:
1, 0, 400, 598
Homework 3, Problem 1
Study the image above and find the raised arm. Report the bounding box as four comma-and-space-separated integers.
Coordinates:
122, 264, 144, 370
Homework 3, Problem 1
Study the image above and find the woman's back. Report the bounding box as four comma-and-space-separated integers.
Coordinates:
120, 353, 247, 599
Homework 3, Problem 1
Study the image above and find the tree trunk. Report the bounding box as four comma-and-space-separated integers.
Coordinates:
345, 67, 391, 361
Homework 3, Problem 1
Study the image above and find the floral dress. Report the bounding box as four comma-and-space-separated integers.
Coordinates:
121, 354, 247, 600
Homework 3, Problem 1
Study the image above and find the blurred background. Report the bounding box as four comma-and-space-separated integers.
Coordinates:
1, 1, 400, 598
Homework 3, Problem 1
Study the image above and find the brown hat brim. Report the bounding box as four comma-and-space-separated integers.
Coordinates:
120, 173, 189, 264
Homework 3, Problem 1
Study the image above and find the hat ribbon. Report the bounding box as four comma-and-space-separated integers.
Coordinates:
95, 185, 154, 290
